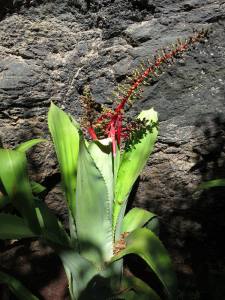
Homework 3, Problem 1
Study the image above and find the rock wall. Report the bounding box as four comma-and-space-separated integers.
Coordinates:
0, 0, 225, 299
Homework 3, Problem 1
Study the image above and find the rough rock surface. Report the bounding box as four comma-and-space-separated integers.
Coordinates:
0, 0, 225, 299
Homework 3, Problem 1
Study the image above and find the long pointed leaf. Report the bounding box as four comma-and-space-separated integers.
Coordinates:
0, 149, 40, 233
88, 138, 114, 217
59, 249, 98, 300
88, 139, 114, 261
0, 182, 46, 209
0, 213, 36, 239
121, 274, 161, 300
114, 198, 127, 242
48, 103, 80, 240
122, 207, 156, 234
34, 199, 70, 247
113, 143, 121, 188
15, 139, 46, 152
76, 138, 113, 263
0, 271, 39, 300
0, 181, 46, 209
111, 228, 177, 300
113, 108, 158, 231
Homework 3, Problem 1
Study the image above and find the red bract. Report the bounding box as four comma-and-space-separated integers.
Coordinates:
87, 29, 208, 156
95, 111, 123, 157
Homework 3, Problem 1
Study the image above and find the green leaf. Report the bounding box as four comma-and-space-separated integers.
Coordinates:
59, 249, 98, 300
122, 207, 157, 234
48, 102, 80, 240
0, 181, 46, 209
15, 139, 46, 152
113, 143, 121, 187
48, 103, 79, 209
0, 213, 36, 239
198, 179, 225, 190
0, 149, 40, 233
114, 198, 128, 241
146, 216, 160, 236
30, 181, 46, 194
0, 270, 39, 300
121, 274, 161, 300
75, 138, 113, 263
113, 108, 158, 231
111, 228, 177, 300
34, 199, 70, 247
88, 138, 114, 221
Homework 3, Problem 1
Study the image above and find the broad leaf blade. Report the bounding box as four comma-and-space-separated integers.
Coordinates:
88, 138, 114, 222
0, 149, 40, 233
76, 138, 113, 263
88, 139, 114, 234
15, 139, 46, 152
59, 249, 98, 300
122, 207, 156, 234
48, 103, 79, 240
113, 143, 121, 187
34, 199, 70, 247
48, 103, 79, 209
111, 228, 177, 300
121, 274, 161, 300
0, 270, 39, 300
0, 213, 36, 239
114, 109, 158, 231
0, 182, 44, 210
88, 138, 114, 205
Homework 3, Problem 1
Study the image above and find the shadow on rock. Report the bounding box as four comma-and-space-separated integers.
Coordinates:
187, 113, 225, 300
126, 113, 225, 300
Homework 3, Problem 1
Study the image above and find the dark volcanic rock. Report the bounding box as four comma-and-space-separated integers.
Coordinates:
0, 0, 225, 299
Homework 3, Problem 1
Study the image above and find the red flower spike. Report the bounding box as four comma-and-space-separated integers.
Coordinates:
109, 122, 117, 157
88, 127, 98, 140
87, 29, 209, 155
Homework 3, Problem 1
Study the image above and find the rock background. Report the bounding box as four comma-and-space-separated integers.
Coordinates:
0, 0, 225, 299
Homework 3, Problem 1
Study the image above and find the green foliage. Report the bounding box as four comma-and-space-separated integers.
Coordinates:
112, 228, 177, 300
0, 213, 36, 239
0, 104, 176, 300
15, 138, 47, 152
121, 274, 161, 300
0, 149, 41, 234
121, 207, 157, 234
75, 137, 113, 264
113, 108, 158, 239
48, 103, 79, 213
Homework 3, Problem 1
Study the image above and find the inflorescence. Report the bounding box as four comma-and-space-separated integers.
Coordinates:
80, 28, 209, 156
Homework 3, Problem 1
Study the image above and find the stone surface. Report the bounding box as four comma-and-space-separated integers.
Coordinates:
0, 0, 225, 299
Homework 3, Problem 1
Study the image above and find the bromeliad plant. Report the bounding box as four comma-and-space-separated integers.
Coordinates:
0, 29, 209, 300
0, 106, 173, 300
0, 106, 172, 300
